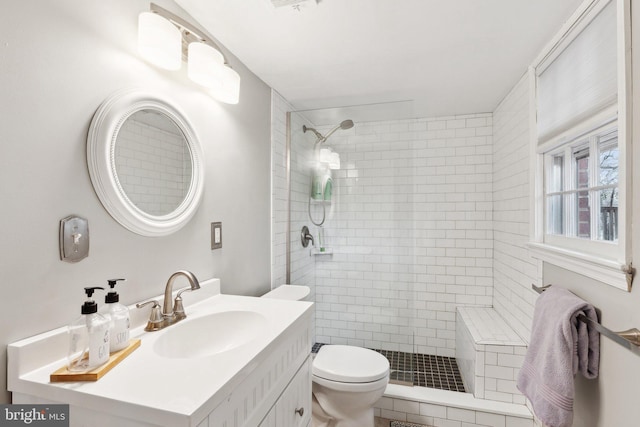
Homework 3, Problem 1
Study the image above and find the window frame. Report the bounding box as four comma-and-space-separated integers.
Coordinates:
543, 121, 618, 250
528, 0, 633, 291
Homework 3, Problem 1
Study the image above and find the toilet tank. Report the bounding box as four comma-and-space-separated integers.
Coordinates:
261, 284, 310, 301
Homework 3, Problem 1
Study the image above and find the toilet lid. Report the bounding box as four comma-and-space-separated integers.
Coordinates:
261, 285, 310, 301
313, 345, 390, 383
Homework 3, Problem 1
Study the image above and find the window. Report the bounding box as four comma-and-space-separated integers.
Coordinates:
529, 0, 632, 291
543, 125, 618, 246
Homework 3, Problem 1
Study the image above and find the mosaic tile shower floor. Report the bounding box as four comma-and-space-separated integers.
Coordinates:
311, 343, 465, 393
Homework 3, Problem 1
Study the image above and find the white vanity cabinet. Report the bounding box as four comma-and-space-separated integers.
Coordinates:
258, 356, 311, 427
204, 315, 311, 427
8, 287, 314, 427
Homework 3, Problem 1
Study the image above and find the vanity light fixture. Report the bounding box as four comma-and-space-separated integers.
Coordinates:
138, 11, 182, 70
138, 3, 241, 104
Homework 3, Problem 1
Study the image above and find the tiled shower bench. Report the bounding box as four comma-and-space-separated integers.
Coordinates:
455, 306, 528, 405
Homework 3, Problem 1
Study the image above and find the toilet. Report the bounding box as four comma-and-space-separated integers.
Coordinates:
261, 285, 390, 427
312, 344, 389, 427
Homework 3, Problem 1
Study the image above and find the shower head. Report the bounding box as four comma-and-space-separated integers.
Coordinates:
303, 119, 354, 144
339, 119, 354, 130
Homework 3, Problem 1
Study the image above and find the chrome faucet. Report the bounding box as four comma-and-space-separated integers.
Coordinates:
163, 270, 200, 318
136, 270, 200, 332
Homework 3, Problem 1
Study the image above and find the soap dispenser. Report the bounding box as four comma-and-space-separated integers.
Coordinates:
67, 287, 110, 372
101, 278, 130, 353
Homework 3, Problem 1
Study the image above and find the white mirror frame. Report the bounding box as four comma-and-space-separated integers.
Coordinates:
87, 89, 204, 237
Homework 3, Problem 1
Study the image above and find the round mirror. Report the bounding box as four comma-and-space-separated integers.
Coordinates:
87, 90, 204, 236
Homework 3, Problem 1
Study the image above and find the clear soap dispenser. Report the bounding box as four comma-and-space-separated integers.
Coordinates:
67, 287, 110, 372
101, 278, 130, 353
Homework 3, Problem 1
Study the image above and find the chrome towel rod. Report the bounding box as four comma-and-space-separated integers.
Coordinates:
532, 284, 640, 356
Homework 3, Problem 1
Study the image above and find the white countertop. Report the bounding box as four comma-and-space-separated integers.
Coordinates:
7, 279, 313, 427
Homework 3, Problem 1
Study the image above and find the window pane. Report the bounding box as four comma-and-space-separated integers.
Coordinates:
548, 155, 564, 192
576, 190, 590, 238
547, 195, 564, 235
574, 148, 590, 189
599, 188, 618, 241
599, 133, 618, 186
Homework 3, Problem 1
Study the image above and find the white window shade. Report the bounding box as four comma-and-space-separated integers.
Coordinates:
537, 0, 617, 143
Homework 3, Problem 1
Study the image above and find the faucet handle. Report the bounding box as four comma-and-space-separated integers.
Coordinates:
136, 300, 164, 331
173, 286, 198, 320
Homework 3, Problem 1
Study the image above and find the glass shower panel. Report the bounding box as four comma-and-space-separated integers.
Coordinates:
287, 104, 416, 386
286, 111, 318, 345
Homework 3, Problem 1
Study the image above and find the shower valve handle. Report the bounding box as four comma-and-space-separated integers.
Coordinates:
301, 226, 314, 248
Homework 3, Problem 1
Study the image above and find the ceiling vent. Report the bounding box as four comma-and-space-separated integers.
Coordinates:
267, 0, 317, 12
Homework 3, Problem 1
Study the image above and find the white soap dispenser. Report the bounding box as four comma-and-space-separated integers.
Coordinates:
67, 287, 110, 372
101, 278, 130, 353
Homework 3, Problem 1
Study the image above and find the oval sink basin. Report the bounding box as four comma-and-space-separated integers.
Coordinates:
153, 310, 267, 359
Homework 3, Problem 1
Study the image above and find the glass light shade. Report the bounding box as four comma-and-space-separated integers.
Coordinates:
210, 65, 241, 104
138, 12, 182, 70
329, 152, 341, 170
188, 42, 225, 90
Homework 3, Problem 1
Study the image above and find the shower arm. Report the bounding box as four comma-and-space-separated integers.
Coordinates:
319, 124, 342, 143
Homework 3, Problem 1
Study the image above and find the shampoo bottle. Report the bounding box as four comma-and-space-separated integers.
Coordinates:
67, 287, 110, 372
311, 167, 324, 200
101, 278, 130, 353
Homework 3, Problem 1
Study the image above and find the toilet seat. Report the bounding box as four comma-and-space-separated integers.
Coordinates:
313, 372, 389, 393
313, 345, 389, 383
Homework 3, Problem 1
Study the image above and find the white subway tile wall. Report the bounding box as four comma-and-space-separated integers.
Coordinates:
456, 311, 478, 394
115, 116, 191, 215
271, 92, 317, 342
270, 92, 290, 287
313, 114, 494, 356
492, 74, 539, 343
271, 92, 316, 291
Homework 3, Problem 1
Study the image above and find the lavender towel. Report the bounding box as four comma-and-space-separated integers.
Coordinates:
517, 286, 600, 427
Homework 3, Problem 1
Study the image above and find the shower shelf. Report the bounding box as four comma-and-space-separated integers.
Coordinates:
309, 198, 331, 205
311, 248, 333, 255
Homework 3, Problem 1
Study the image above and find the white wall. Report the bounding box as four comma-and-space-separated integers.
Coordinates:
542, 4, 640, 425
0, 0, 272, 403
488, 5, 640, 425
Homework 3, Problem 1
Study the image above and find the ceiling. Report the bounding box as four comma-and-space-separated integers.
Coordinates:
176, 0, 583, 123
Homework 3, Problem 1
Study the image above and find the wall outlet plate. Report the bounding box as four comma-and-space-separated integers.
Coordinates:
211, 222, 222, 250
60, 215, 89, 262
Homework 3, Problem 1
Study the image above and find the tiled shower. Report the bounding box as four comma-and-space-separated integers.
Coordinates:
311, 113, 494, 359
271, 71, 537, 399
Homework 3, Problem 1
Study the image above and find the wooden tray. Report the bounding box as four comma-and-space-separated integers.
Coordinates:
50, 338, 141, 382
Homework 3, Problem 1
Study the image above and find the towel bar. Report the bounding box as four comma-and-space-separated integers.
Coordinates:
532, 284, 640, 355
